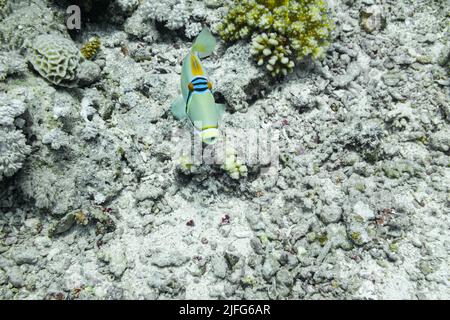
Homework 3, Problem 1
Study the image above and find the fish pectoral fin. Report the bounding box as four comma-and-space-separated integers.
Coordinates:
216, 103, 226, 120
171, 96, 187, 120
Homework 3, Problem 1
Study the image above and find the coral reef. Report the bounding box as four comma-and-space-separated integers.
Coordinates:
0, 51, 27, 81
207, 42, 268, 112
142, 0, 201, 38
0, 0, 448, 302
0, 2, 66, 51
124, 8, 160, 42
0, 129, 30, 181
137, 0, 223, 38
0, 93, 30, 182
218, 0, 333, 76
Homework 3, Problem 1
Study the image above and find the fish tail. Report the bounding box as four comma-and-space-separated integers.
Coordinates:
191, 28, 216, 58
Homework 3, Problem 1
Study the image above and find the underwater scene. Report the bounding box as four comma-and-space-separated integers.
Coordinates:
0, 0, 449, 301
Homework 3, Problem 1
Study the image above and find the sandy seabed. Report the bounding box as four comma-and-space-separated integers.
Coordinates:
0, 0, 449, 299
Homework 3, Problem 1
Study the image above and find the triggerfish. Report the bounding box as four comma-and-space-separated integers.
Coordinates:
171, 28, 225, 145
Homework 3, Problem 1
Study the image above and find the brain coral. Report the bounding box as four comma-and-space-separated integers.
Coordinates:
28, 34, 82, 87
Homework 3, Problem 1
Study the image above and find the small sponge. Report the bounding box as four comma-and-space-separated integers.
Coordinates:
80, 37, 101, 60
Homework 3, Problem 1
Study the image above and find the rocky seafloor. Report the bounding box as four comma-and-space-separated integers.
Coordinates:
0, 0, 449, 299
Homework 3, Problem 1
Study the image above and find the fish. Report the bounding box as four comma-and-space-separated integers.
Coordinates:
171, 28, 225, 145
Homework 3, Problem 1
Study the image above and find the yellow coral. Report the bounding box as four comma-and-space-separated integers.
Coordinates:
80, 37, 101, 60
221, 147, 248, 179
177, 154, 196, 175
218, 0, 333, 76
74, 210, 88, 225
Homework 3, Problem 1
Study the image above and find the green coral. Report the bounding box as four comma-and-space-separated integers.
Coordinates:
349, 232, 363, 245
381, 161, 417, 179
80, 37, 101, 60
389, 242, 399, 253
354, 183, 366, 192
218, 0, 333, 77
317, 232, 328, 246
241, 276, 257, 288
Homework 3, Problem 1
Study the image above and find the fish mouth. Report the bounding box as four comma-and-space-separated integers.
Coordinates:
201, 128, 219, 145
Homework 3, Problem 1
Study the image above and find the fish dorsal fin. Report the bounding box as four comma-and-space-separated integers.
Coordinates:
192, 28, 216, 58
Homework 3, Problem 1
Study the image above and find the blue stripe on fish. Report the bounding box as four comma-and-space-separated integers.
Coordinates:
191, 76, 210, 93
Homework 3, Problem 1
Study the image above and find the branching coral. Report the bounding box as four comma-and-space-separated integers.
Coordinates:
0, 93, 30, 182
0, 51, 27, 81
0, 94, 26, 127
21, 167, 58, 209
218, 0, 333, 76
0, 128, 30, 181
221, 147, 248, 180
142, 0, 204, 38
251, 32, 295, 77
42, 128, 71, 150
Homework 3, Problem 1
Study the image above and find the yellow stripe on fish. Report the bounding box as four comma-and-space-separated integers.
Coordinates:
190, 54, 204, 76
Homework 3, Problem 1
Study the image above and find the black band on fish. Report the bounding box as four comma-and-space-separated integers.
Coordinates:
191, 76, 207, 83
186, 90, 192, 113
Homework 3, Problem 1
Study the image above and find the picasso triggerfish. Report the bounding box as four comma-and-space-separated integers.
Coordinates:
171, 28, 225, 145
